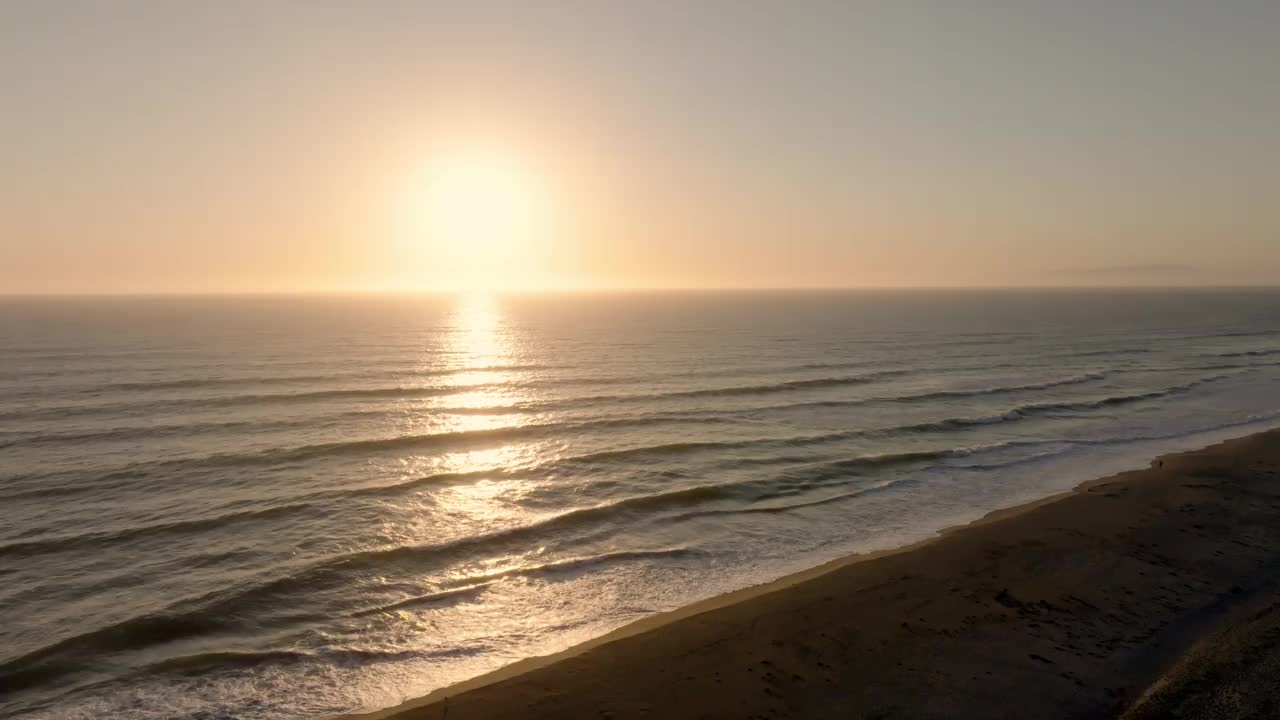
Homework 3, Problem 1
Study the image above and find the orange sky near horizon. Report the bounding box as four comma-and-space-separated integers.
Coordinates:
2, 2, 1278, 294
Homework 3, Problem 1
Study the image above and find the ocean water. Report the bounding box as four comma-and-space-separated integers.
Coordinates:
2, 290, 1279, 719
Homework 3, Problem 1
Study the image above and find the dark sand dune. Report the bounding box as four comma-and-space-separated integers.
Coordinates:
349, 429, 1280, 720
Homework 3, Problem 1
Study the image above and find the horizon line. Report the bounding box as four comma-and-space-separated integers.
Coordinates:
3, 284, 1280, 298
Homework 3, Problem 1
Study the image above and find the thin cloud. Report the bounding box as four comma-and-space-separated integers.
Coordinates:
1061, 263, 1196, 276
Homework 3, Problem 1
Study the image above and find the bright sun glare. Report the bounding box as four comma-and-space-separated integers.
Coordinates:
401, 146, 551, 291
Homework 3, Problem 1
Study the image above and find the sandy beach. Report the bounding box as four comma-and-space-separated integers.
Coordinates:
347, 429, 1280, 720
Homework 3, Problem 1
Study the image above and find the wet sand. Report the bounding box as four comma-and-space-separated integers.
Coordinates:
347, 429, 1280, 720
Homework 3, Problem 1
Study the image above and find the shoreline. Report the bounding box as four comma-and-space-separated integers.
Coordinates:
343, 427, 1280, 720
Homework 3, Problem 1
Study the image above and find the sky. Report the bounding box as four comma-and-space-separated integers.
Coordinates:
1, 0, 1278, 293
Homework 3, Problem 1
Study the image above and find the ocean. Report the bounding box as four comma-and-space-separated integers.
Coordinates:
2, 290, 1279, 720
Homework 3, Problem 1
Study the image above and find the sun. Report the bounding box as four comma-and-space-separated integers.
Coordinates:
400, 146, 552, 291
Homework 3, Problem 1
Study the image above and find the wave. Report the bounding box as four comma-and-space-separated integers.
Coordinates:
0, 479, 102, 503
0, 416, 325, 451
0, 358, 888, 397
218, 385, 461, 403
790, 360, 891, 371
746, 372, 1118, 414
5, 401, 1273, 694
672, 477, 914, 521
668, 407, 1280, 520
9, 368, 1229, 510
653, 440, 1077, 523
549, 439, 763, 467
1217, 349, 1280, 358
1002, 374, 1229, 415
227, 415, 733, 467
441, 370, 1109, 418
216, 410, 1280, 553
772, 448, 963, 482
75, 449, 966, 647
5, 368, 1240, 501
1202, 329, 1280, 339
657, 370, 911, 399
0, 501, 723, 675
138, 649, 315, 674
107, 364, 573, 389
1059, 347, 1152, 358
0, 367, 910, 423
950, 448, 1075, 472
0, 611, 233, 693
130, 645, 477, 678
0, 503, 314, 560
311, 442, 961, 504
0, 384, 458, 422
894, 372, 1106, 401
442, 547, 698, 587
15, 346, 1252, 428
95, 375, 339, 392
812, 375, 1229, 437
487, 369, 913, 410
322, 449, 974, 571
0, 414, 735, 490
349, 584, 493, 617
8, 371, 1225, 500
1135, 361, 1280, 374
0, 546, 692, 691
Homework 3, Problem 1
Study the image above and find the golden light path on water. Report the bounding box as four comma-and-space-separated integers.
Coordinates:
439, 291, 547, 462
379, 293, 564, 589
385, 292, 536, 521
350, 293, 639, 713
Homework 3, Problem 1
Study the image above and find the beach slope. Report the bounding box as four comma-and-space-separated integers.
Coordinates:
351, 430, 1280, 720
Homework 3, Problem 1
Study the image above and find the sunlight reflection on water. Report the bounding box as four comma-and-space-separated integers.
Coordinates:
9, 292, 1280, 720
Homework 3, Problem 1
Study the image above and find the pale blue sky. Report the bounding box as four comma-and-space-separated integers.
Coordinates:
2, 1, 1277, 291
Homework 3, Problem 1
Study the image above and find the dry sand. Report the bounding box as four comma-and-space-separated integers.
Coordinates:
345, 429, 1280, 720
